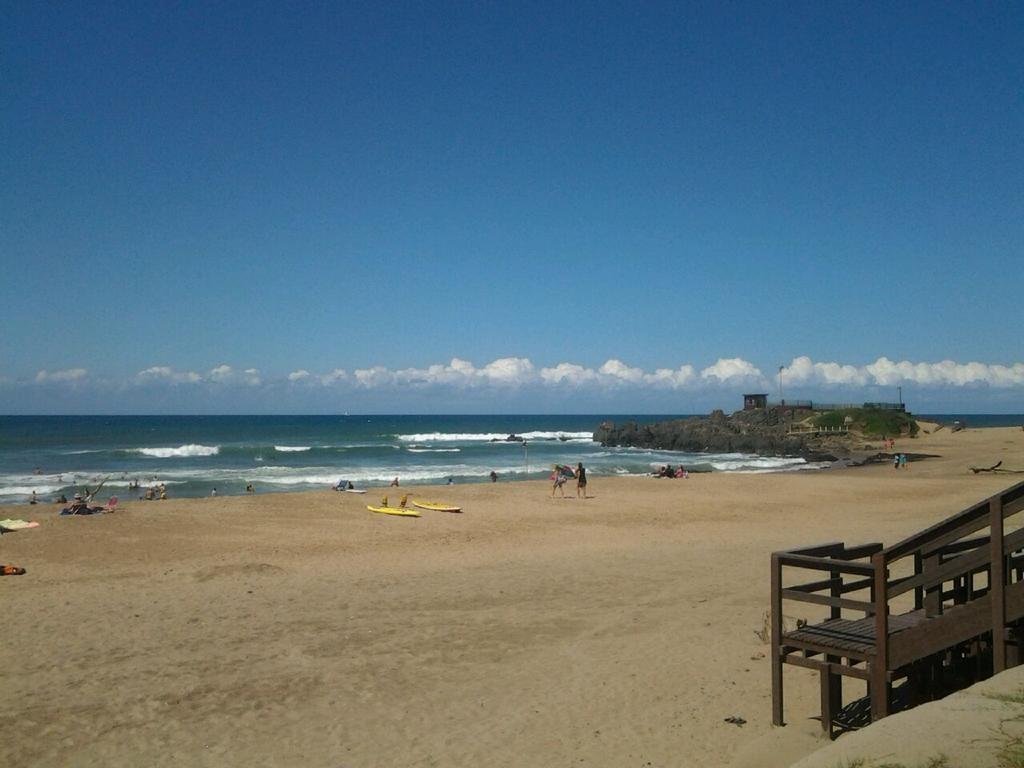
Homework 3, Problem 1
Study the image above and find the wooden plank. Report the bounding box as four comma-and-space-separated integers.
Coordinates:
788, 576, 873, 596
841, 543, 885, 560
883, 479, 1024, 562
782, 654, 871, 680
780, 589, 874, 613
777, 553, 876, 576
889, 546, 993, 600
782, 630, 873, 659
783, 542, 844, 557
821, 654, 842, 737
926, 534, 991, 558
872, 551, 890, 719
888, 582, 1024, 669
772, 552, 784, 726
993, 497, 1007, 672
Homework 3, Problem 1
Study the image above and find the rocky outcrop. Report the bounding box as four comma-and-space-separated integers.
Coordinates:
593, 409, 842, 461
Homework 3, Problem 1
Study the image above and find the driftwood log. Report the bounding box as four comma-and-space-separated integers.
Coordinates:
971, 461, 1003, 473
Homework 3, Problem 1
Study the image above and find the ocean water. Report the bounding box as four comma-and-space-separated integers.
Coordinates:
5, 413, 1017, 505
0, 414, 823, 505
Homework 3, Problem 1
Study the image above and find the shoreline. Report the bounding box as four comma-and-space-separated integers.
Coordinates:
3, 415, 1022, 506
2, 425, 1022, 767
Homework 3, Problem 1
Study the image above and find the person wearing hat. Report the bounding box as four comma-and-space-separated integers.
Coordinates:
64, 493, 90, 515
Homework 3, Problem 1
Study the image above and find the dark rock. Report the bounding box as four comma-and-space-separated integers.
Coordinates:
594, 411, 845, 461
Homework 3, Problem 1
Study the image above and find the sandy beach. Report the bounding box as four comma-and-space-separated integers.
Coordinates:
2, 424, 1023, 767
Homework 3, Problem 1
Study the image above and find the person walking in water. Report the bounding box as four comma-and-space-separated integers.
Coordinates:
575, 462, 587, 499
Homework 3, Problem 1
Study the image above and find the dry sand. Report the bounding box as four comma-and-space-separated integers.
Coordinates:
2, 424, 1023, 767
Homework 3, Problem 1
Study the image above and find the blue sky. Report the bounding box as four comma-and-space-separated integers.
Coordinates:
2, 1, 1022, 414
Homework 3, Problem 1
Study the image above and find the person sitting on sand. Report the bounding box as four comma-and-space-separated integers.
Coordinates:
62, 493, 98, 515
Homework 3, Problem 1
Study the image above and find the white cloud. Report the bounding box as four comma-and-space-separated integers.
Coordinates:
136, 366, 202, 384
599, 359, 645, 384
778, 356, 1024, 389
865, 357, 1024, 388
644, 366, 697, 388
209, 364, 234, 382
35, 368, 88, 383
480, 357, 535, 385
354, 366, 394, 388
21, 356, 1024, 402
540, 362, 599, 386
700, 358, 763, 383
320, 368, 348, 385
784, 356, 867, 386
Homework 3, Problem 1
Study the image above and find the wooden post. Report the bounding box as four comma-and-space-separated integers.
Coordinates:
771, 553, 785, 726
991, 497, 1007, 673
871, 551, 890, 719
913, 552, 923, 610
924, 552, 942, 617
830, 565, 841, 620
820, 656, 842, 737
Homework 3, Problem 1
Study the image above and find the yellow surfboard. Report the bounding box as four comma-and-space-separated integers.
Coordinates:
412, 501, 462, 513
367, 505, 420, 517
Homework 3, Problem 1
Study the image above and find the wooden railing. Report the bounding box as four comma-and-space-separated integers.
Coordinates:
772, 479, 1024, 731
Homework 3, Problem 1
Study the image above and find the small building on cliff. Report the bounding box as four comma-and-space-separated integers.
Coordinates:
743, 393, 768, 410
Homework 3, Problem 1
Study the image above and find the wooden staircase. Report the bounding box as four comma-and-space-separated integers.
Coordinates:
771, 479, 1024, 737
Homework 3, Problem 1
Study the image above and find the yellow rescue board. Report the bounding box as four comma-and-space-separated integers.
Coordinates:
367, 505, 420, 517
412, 502, 462, 513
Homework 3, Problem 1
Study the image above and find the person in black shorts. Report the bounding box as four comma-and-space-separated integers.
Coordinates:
575, 462, 587, 499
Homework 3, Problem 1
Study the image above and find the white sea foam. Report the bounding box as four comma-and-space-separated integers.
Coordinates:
397, 430, 594, 443
133, 444, 220, 458
398, 432, 516, 442
519, 431, 594, 441
406, 448, 461, 453
0, 484, 64, 497
274, 446, 312, 452
707, 456, 809, 472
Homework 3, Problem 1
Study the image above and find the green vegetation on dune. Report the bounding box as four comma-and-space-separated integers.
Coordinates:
814, 408, 919, 437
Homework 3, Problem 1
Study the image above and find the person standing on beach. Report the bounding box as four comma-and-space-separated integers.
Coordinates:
575, 462, 587, 498
899, 453, 907, 470
551, 466, 567, 497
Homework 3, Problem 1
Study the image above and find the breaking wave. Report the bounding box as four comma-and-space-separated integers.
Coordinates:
397, 430, 593, 442
133, 444, 220, 458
